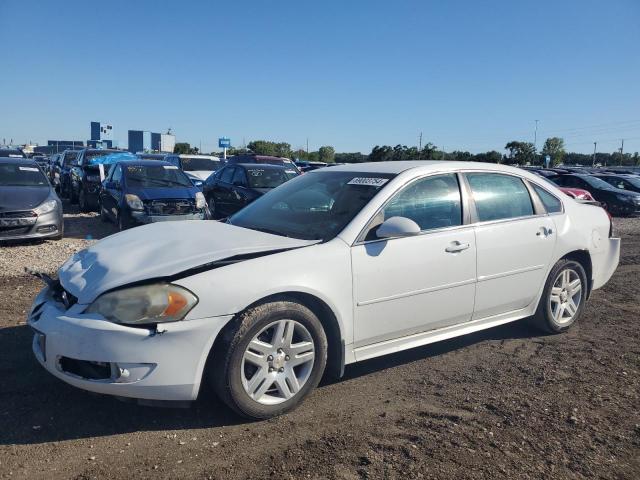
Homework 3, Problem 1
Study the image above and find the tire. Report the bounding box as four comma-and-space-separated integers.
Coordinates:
99, 202, 109, 223
78, 189, 89, 212
117, 212, 129, 231
207, 197, 217, 219
531, 259, 588, 334
210, 300, 328, 419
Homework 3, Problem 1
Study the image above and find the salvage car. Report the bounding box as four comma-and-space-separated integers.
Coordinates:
98, 159, 208, 230
0, 158, 63, 241
202, 163, 294, 218
27, 161, 619, 419
552, 173, 640, 216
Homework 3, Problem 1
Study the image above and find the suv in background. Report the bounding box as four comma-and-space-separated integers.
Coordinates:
68, 149, 123, 210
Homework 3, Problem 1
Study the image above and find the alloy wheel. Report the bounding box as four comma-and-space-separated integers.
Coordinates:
549, 268, 582, 324
241, 319, 315, 405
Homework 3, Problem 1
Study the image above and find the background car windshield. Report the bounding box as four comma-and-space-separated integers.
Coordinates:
125, 165, 192, 188
181, 158, 221, 171
0, 163, 48, 186
229, 171, 395, 241
580, 175, 616, 190
246, 168, 289, 189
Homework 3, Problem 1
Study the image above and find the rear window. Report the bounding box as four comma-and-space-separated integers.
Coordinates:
466, 173, 534, 222
181, 157, 221, 172
246, 168, 289, 189
0, 163, 48, 186
531, 184, 563, 214
125, 165, 193, 188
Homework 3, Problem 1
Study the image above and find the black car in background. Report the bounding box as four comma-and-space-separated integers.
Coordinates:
593, 173, 640, 194
68, 149, 126, 211
0, 148, 26, 158
202, 163, 295, 218
0, 158, 63, 241
99, 160, 208, 230
553, 173, 640, 216
225, 154, 301, 176
54, 149, 82, 197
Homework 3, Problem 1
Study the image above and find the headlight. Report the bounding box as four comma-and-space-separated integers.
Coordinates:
85, 283, 198, 325
195, 192, 206, 209
125, 194, 144, 211
193, 180, 204, 187
34, 199, 58, 215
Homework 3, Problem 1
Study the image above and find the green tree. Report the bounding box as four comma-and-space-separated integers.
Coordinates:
174, 142, 191, 154
247, 140, 292, 158
318, 146, 336, 163
541, 137, 565, 166
504, 141, 536, 165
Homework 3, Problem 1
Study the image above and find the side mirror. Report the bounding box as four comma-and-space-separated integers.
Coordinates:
376, 216, 421, 239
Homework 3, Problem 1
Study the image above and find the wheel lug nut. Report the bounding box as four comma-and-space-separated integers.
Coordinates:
267, 355, 273, 361
285, 355, 290, 361
278, 367, 284, 373
269, 367, 274, 373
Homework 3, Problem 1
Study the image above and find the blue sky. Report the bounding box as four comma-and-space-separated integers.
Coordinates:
1, 0, 639, 154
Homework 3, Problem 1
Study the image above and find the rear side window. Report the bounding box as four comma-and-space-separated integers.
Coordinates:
531, 184, 562, 214
383, 174, 462, 231
466, 173, 533, 222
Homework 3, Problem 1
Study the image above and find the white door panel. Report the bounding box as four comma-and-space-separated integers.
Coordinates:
352, 227, 477, 346
473, 217, 556, 319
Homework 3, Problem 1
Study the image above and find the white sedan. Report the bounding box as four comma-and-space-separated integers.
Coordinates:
27, 161, 620, 418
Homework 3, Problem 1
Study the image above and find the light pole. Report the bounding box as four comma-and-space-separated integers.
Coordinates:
592, 142, 597, 167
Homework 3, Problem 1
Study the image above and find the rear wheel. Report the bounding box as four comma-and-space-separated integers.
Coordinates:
99, 202, 109, 223
211, 300, 328, 419
532, 259, 587, 334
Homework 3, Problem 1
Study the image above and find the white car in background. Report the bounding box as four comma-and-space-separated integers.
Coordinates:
28, 161, 620, 419
178, 154, 221, 186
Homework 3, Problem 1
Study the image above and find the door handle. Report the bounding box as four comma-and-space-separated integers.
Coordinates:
445, 241, 470, 253
536, 227, 553, 237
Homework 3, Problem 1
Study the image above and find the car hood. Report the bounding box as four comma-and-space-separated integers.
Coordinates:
185, 171, 214, 181
0, 186, 51, 211
58, 220, 318, 304
128, 186, 197, 201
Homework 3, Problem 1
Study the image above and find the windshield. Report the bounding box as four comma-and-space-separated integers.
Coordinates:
246, 168, 289, 189
580, 175, 616, 190
181, 157, 221, 171
125, 165, 193, 188
229, 171, 395, 241
0, 150, 25, 158
0, 163, 48, 186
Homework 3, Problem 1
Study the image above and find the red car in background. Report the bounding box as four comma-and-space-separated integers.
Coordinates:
558, 187, 595, 201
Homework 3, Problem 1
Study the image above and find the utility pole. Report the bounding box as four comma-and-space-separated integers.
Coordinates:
417, 132, 423, 159
534, 119, 539, 150
306, 138, 309, 155
592, 141, 597, 167
620, 139, 624, 165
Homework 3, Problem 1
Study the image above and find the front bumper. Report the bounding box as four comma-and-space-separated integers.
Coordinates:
27, 286, 232, 401
0, 209, 63, 241
131, 211, 207, 224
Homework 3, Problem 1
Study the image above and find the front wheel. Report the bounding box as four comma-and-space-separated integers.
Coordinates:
532, 259, 587, 334
211, 300, 328, 419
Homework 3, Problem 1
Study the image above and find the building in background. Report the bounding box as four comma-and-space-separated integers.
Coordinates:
128, 129, 175, 153
33, 140, 85, 155
89, 121, 113, 148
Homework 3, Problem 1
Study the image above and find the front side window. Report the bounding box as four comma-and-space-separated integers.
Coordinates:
380, 174, 462, 232
112, 165, 123, 183
466, 173, 533, 222
232, 167, 248, 186
531, 183, 562, 214
220, 167, 235, 184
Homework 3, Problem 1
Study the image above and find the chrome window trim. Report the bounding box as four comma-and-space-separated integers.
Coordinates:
354, 171, 467, 245
354, 169, 566, 246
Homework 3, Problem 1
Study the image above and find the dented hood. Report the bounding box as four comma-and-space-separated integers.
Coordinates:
59, 221, 317, 304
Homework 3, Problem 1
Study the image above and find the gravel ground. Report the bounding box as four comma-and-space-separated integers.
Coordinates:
0, 216, 638, 479
0, 202, 116, 278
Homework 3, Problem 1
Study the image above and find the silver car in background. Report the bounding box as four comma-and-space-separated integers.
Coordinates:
0, 157, 63, 241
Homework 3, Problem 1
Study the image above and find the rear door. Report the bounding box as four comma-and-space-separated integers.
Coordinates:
214, 166, 236, 215
230, 167, 250, 213
465, 172, 556, 319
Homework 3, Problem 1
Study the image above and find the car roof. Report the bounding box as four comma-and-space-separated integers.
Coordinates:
117, 160, 176, 167
312, 160, 535, 175
234, 163, 286, 170
0, 157, 37, 165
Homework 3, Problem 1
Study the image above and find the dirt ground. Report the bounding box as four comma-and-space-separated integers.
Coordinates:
0, 218, 638, 480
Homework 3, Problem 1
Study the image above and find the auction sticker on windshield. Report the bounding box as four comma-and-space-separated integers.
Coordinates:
163, 165, 179, 170
19, 167, 40, 172
347, 177, 389, 187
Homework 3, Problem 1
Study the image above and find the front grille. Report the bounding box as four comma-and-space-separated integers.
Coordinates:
0, 210, 37, 219
0, 226, 31, 236
145, 199, 196, 216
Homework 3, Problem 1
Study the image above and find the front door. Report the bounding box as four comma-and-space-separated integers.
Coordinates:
352, 173, 477, 347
